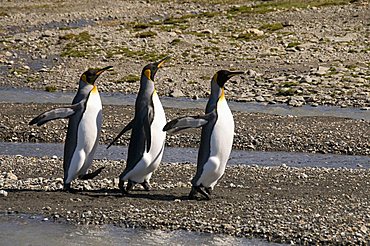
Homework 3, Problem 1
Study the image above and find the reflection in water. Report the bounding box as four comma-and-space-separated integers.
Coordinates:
0, 214, 280, 246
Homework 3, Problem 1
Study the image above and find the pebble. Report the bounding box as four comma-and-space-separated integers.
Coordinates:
169, 89, 184, 98
315, 66, 330, 75
245, 28, 264, 36
0, 190, 8, 197
6, 172, 18, 180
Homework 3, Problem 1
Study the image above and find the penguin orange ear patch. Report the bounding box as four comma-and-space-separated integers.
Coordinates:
81, 74, 87, 83
144, 69, 151, 80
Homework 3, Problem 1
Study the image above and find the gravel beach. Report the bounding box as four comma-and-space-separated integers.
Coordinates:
0, 0, 369, 108
1, 0, 370, 244
1, 156, 370, 244
1, 103, 369, 156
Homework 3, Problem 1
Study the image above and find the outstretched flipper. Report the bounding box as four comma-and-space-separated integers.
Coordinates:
79, 167, 105, 180
106, 120, 134, 149
29, 100, 86, 126
163, 111, 215, 134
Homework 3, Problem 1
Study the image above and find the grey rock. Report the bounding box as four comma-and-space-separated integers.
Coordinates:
6, 172, 18, 180
288, 98, 304, 107
170, 89, 184, 98
255, 96, 265, 102
301, 75, 313, 83
315, 66, 330, 75
200, 29, 213, 34
0, 190, 8, 197
245, 28, 264, 36
246, 69, 258, 78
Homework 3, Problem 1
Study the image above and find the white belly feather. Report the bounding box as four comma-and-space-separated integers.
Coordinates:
125, 92, 166, 183
197, 98, 234, 188
66, 88, 102, 183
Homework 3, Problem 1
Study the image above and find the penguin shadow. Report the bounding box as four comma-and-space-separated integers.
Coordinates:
4, 189, 211, 201
3, 188, 60, 193
80, 189, 189, 201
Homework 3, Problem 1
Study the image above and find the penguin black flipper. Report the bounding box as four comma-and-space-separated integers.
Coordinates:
79, 166, 105, 180
163, 111, 216, 134
106, 120, 135, 149
29, 100, 86, 126
143, 105, 154, 152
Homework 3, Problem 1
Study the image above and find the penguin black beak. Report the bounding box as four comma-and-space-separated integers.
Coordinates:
96, 66, 113, 76
156, 55, 171, 68
227, 71, 244, 78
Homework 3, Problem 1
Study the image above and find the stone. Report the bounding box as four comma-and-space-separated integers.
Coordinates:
315, 66, 330, 75
6, 172, 18, 180
0, 190, 8, 197
329, 34, 356, 43
246, 69, 258, 78
288, 98, 304, 107
200, 29, 213, 34
245, 28, 264, 36
42, 30, 53, 37
113, 178, 120, 186
255, 96, 265, 102
301, 76, 313, 83
360, 225, 368, 234
169, 89, 184, 98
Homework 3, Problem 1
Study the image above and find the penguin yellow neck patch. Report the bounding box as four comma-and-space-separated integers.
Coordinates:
91, 85, 98, 94
144, 69, 151, 80
219, 88, 225, 101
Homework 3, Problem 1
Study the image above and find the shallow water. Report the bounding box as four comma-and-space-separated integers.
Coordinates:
6, 18, 95, 34
0, 142, 369, 169
1, 87, 368, 120
0, 214, 280, 246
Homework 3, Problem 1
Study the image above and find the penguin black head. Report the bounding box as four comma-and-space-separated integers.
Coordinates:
80, 66, 113, 85
213, 70, 244, 88
142, 56, 171, 81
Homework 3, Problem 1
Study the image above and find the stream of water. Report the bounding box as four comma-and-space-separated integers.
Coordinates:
0, 214, 281, 246
0, 142, 369, 169
1, 87, 369, 120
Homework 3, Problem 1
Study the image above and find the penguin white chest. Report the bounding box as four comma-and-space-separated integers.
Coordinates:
78, 89, 102, 148
69, 88, 102, 180
211, 98, 234, 166
150, 92, 166, 146
144, 92, 166, 167
127, 92, 166, 183
200, 98, 234, 188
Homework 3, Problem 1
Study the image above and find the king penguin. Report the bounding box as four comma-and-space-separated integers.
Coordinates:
107, 57, 169, 194
29, 66, 112, 192
163, 70, 244, 200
